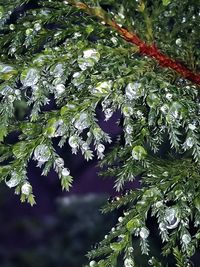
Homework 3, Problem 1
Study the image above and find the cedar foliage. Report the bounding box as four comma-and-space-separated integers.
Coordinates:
0, 0, 200, 266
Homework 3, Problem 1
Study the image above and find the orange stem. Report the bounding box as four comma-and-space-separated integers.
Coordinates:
111, 22, 200, 85
68, 1, 200, 86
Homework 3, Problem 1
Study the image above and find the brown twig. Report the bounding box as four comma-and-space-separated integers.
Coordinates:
67, 1, 200, 86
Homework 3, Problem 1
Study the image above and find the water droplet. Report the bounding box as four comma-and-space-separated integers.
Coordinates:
167, 101, 183, 122
73, 32, 81, 38
53, 120, 65, 137
21, 68, 39, 87
146, 93, 160, 108
136, 110, 143, 118
32, 10, 37, 16
125, 125, 133, 134
148, 259, 153, 265
139, 227, 149, 239
166, 93, 173, 100
101, 99, 111, 110
15, 89, 21, 96
111, 37, 118, 45
25, 28, 33, 35
164, 207, 180, 229
89, 261, 96, 267
184, 137, 194, 149
182, 234, 191, 245
55, 84, 65, 95
5, 172, 21, 188
182, 17, 186, 23
62, 168, 70, 177
21, 182, 32, 195
77, 58, 90, 70
175, 38, 182, 46
128, 246, 134, 253
132, 146, 147, 160
78, 49, 100, 70
9, 24, 15, 30
0, 63, 15, 73
155, 201, 163, 208
82, 142, 89, 151
83, 49, 100, 60
188, 124, 196, 131
34, 144, 51, 163
186, 262, 194, 267
93, 80, 112, 94
34, 22, 42, 31
118, 216, 123, 222
125, 82, 143, 100
68, 135, 79, 148
124, 258, 134, 267
10, 47, 16, 53
104, 108, 113, 121
97, 144, 105, 153
50, 63, 64, 77
72, 72, 85, 87
162, 171, 169, 177
74, 112, 90, 131
123, 106, 133, 117
8, 95, 15, 102
160, 104, 169, 113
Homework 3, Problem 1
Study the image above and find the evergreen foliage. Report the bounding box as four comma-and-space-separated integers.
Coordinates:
0, 0, 200, 266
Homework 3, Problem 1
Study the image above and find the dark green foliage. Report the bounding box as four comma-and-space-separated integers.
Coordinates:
0, 0, 200, 266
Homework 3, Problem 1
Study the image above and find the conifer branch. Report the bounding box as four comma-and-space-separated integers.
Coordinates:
67, 0, 200, 86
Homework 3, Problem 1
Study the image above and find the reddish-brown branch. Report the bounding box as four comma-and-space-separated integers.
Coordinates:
69, 1, 200, 86
112, 22, 200, 85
